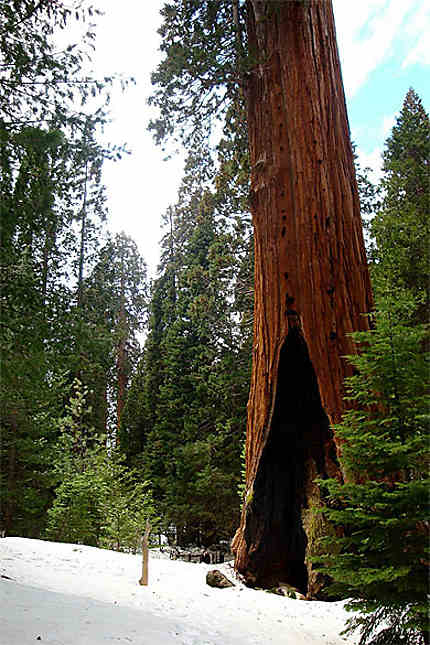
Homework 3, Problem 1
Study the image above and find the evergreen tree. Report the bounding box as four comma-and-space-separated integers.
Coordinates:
45, 380, 106, 546
316, 296, 429, 645
119, 356, 149, 467
0, 127, 72, 536
46, 380, 157, 551
315, 92, 430, 644
150, 163, 229, 543
126, 142, 251, 545
82, 232, 148, 436
148, 1, 245, 150
0, 122, 113, 535
146, 4, 254, 544
97, 456, 157, 553
0, 1, 130, 536
119, 210, 177, 469
371, 89, 430, 323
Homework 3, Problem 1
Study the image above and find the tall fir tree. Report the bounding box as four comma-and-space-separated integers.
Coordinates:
122, 141, 251, 545
0, 127, 71, 536
371, 88, 430, 323
315, 90, 430, 645
83, 232, 148, 437
119, 209, 178, 472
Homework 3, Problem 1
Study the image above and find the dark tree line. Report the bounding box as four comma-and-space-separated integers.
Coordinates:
0, 1, 147, 540
120, 140, 253, 545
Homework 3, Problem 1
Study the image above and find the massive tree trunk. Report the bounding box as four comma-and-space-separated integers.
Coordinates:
232, 0, 373, 597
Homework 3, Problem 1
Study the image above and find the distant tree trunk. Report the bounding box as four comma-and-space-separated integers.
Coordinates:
116, 256, 127, 430
139, 520, 151, 586
77, 158, 88, 308
232, 0, 373, 597
40, 157, 56, 305
41, 213, 57, 304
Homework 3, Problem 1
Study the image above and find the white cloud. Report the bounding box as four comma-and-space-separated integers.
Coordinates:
402, 0, 430, 68
333, 0, 418, 97
399, 1, 430, 67
403, 33, 430, 67
357, 146, 383, 184
381, 111, 399, 137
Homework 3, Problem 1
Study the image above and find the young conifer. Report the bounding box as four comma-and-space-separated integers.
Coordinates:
317, 293, 429, 644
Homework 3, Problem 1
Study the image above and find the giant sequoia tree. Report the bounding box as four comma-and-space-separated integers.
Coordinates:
232, 0, 373, 595
150, 0, 372, 596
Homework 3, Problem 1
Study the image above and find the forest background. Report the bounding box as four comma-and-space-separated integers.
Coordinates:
0, 2, 428, 645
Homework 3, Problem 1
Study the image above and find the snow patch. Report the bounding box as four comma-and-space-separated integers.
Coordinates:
0, 537, 354, 645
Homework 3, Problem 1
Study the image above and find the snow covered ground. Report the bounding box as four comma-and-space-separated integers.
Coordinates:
0, 538, 355, 645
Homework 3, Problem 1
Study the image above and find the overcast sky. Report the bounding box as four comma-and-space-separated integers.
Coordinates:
82, 0, 430, 277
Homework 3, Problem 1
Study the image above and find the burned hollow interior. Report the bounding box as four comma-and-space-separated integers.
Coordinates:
243, 324, 332, 594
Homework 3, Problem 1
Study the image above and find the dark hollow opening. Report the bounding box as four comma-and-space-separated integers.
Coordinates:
244, 326, 330, 594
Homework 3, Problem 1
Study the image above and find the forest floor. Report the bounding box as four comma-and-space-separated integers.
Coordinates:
0, 537, 356, 645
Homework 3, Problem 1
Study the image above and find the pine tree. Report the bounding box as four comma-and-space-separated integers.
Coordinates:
0, 127, 71, 536
97, 455, 157, 553
119, 214, 178, 473
0, 124, 115, 535
45, 380, 106, 546
119, 356, 149, 467
46, 380, 158, 550
151, 170, 229, 544
83, 232, 148, 436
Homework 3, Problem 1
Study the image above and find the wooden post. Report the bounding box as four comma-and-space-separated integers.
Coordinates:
139, 520, 151, 586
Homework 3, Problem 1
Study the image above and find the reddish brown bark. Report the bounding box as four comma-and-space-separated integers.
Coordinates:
232, 0, 373, 596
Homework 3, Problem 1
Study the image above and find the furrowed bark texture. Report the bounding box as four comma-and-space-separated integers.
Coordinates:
232, 0, 373, 596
